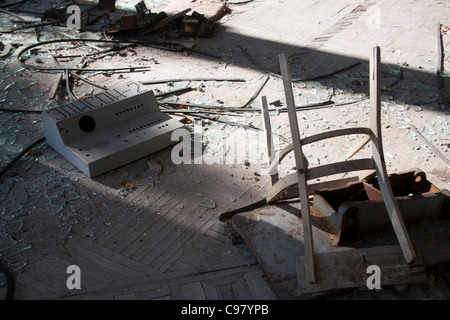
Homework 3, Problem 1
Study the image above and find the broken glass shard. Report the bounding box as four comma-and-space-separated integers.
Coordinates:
64, 187, 80, 202
6, 89, 27, 102
58, 225, 72, 240
61, 161, 75, 171
199, 199, 216, 209
48, 186, 64, 201
0, 72, 10, 79
0, 218, 23, 233
45, 201, 65, 216
148, 161, 162, 174
13, 186, 28, 204
0, 233, 16, 252
162, 163, 175, 175
36, 194, 51, 208
2, 243, 32, 258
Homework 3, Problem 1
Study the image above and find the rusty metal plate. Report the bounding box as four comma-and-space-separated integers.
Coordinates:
233, 203, 450, 299
231, 202, 335, 284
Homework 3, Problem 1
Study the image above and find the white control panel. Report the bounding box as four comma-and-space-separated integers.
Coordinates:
42, 82, 184, 177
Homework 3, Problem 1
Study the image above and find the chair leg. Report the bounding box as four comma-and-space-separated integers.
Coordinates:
279, 53, 316, 283
370, 46, 416, 264
372, 154, 417, 263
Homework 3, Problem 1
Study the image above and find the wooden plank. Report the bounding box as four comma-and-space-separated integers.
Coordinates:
234, 275, 255, 300
153, 295, 171, 300
14, 271, 60, 296
279, 53, 316, 284
153, 206, 224, 271
64, 247, 128, 282
201, 282, 220, 300
139, 206, 212, 268
170, 286, 186, 300
100, 191, 178, 251
140, 8, 191, 35
204, 225, 231, 244
217, 284, 235, 299
113, 292, 136, 300
190, 234, 247, 260
266, 143, 293, 176
134, 286, 173, 300
244, 270, 277, 300
177, 244, 218, 267
39, 253, 104, 287
129, 196, 210, 263
201, 269, 247, 287
297, 245, 426, 294
169, 259, 193, 271
307, 158, 374, 180
267, 127, 372, 176
302, 127, 372, 145
58, 264, 261, 300
12, 282, 40, 300
181, 281, 207, 300
92, 187, 168, 244
118, 193, 188, 256
74, 238, 159, 277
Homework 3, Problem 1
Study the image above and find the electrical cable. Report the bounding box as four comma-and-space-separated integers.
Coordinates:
159, 76, 269, 110
16, 38, 157, 72
185, 112, 291, 144
16, 38, 217, 72
0, 262, 13, 300
0, 137, 46, 179
142, 78, 246, 85
218, 198, 267, 221
0, 0, 29, 8
0, 19, 65, 33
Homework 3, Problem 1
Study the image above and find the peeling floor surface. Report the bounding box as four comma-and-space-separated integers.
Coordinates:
0, 0, 449, 300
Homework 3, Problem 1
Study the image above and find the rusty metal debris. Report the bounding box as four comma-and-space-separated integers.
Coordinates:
232, 168, 450, 299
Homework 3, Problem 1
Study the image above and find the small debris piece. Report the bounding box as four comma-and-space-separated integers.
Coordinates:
0, 42, 12, 58
163, 0, 227, 37
269, 99, 282, 107
24, 150, 43, 157
231, 230, 243, 245
99, 0, 116, 11
148, 161, 163, 174
199, 198, 216, 209
122, 15, 137, 29
120, 180, 136, 190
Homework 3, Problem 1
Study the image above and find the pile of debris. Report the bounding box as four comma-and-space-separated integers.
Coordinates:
83, 0, 229, 37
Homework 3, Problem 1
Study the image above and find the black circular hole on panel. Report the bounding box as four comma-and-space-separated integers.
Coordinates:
79, 115, 96, 133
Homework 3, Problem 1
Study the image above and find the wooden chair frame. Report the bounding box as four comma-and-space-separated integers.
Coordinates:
260, 47, 416, 284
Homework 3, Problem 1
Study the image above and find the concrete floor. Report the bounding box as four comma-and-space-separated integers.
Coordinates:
0, 0, 449, 301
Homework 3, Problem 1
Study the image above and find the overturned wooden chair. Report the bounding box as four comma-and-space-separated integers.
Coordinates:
260, 47, 417, 285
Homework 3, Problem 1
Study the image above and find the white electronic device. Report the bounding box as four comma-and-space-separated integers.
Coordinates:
42, 82, 184, 177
